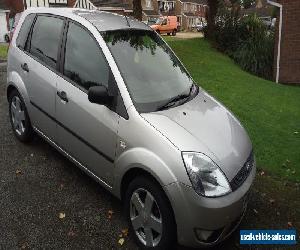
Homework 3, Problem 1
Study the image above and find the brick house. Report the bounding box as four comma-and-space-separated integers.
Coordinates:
0, 0, 10, 42
179, 0, 207, 30
73, 0, 207, 30
3, 0, 69, 14
268, 0, 300, 84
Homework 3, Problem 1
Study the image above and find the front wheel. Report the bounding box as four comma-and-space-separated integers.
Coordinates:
125, 176, 176, 249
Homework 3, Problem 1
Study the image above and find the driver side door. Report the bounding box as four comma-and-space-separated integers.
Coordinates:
55, 20, 119, 186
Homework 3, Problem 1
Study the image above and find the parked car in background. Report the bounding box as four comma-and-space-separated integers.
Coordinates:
144, 17, 158, 26
150, 16, 178, 36
7, 8, 255, 249
192, 20, 207, 32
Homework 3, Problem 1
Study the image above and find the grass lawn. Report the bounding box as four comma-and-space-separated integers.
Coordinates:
0, 44, 8, 60
165, 37, 300, 182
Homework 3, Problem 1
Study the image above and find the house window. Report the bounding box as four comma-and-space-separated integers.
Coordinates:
159, 1, 175, 12
184, 3, 187, 11
146, 0, 152, 9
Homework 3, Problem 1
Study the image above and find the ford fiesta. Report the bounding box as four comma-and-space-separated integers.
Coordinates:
7, 8, 256, 249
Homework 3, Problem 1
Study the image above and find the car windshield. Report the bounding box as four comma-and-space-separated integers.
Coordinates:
102, 29, 194, 112
155, 18, 163, 25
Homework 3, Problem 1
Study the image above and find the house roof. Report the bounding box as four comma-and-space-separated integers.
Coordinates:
180, 0, 207, 5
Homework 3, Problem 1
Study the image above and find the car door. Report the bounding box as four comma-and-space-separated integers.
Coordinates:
22, 14, 64, 141
55, 21, 119, 186
161, 18, 169, 33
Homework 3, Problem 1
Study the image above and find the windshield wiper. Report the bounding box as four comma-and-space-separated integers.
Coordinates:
157, 84, 194, 111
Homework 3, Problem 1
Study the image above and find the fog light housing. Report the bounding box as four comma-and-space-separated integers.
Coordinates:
195, 228, 223, 243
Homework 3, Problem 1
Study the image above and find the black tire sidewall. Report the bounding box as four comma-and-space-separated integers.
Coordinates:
8, 90, 33, 142
125, 176, 176, 250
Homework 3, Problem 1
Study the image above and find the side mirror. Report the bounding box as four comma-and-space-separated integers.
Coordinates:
88, 86, 113, 106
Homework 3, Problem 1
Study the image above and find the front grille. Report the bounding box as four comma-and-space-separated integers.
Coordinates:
230, 151, 254, 191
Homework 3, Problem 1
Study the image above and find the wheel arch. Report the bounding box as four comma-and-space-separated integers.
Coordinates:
119, 166, 178, 240
7, 71, 30, 108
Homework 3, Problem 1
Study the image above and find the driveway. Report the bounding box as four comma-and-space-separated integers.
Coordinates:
175, 32, 203, 39
0, 65, 299, 249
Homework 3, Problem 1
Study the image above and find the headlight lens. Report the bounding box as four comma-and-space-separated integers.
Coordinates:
182, 152, 231, 197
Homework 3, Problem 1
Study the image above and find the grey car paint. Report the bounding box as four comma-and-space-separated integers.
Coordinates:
7, 8, 256, 248
141, 89, 252, 181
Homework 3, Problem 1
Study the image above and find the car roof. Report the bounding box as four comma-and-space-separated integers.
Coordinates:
24, 7, 151, 32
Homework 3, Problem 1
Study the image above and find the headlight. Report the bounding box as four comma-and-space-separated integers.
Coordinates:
182, 152, 231, 197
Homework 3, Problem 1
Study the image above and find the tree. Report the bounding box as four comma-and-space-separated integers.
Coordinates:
133, 0, 142, 21
243, 0, 255, 9
206, 0, 218, 40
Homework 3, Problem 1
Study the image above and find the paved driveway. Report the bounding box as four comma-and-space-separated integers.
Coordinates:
1, 65, 299, 250
0, 67, 138, 249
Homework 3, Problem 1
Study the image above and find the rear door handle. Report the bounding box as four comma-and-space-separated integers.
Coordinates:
21, 63, 29, 72
57, 91, 68, 103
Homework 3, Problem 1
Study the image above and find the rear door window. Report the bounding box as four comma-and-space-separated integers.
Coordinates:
29, 15, 64, 69
16, 14, 35, 50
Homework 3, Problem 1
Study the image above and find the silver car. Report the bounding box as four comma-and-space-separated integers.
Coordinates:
7, 8, 256, 249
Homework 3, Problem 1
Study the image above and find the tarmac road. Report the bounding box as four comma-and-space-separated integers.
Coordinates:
1, 65, 299, 250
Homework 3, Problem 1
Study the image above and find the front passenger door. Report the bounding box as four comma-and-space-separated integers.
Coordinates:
56, 21, 119, 186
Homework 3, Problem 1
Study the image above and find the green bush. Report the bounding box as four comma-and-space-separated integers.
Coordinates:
233, 15, 274, 79
214, 1, 241, 56
212, 3, 275, 80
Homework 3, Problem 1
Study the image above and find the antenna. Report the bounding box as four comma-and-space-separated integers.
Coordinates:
125, 14, 131, 27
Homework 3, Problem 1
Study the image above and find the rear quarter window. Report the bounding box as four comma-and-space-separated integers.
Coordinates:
16, 14, 35, 50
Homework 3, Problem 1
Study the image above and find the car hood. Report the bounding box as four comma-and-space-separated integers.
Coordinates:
141, 90, 252, 181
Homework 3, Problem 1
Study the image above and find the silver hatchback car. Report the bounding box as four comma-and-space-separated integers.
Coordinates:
7, 8, 256, 249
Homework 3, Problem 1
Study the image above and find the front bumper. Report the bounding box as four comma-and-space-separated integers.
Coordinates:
164, 162, 256, 248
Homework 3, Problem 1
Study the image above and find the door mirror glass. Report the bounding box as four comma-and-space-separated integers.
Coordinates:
88, 86, 112, 106
162, 19, 167, 25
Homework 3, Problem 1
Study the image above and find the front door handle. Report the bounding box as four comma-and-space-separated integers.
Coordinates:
57, 91, 68, 103
21, 63, 29, 72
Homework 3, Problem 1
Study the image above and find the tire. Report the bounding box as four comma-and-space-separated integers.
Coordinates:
8, 89, 34, 142
172, 29, 177, 36
125, 176, 176, 250
167, 33, 170, 36
157, 30, 160, 35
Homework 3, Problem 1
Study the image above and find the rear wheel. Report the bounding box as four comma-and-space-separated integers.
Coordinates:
172, 29, 177, 36
125, 176, 176, 249
167, 33, 170, 36
8, 89, 34, 142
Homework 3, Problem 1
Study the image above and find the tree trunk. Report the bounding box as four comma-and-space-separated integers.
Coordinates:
206, 0, 218, 40
133, 0, 143, 21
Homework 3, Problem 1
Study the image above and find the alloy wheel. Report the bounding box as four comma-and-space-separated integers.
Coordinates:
10, 96, 26, 136
130, 188, 163, 247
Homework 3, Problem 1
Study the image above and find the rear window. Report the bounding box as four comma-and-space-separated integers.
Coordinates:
16, 14, 35, 50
